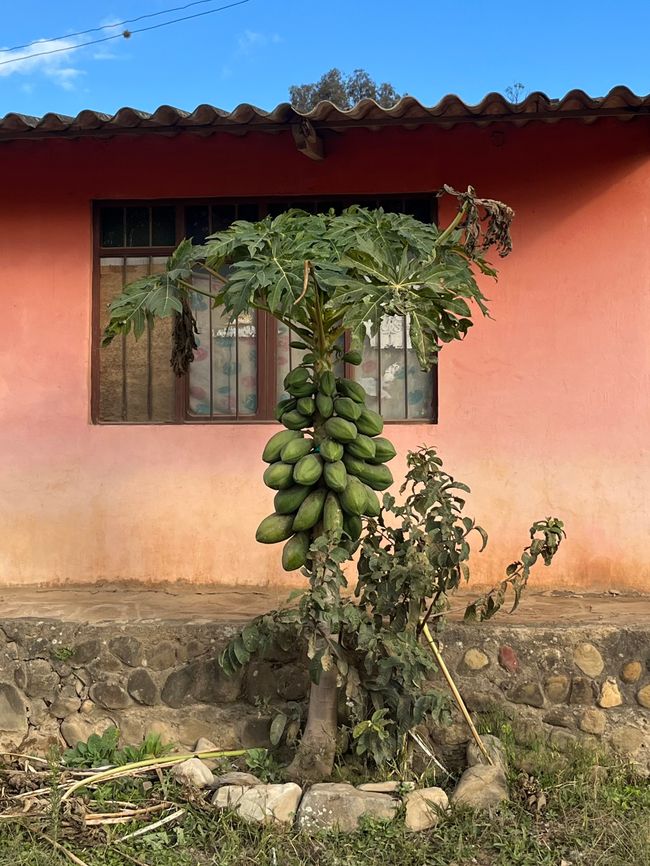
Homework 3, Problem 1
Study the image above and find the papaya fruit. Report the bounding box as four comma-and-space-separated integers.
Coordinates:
324, 416, 358, 443
282, 532, 310, 571
292, 488, 327, 531
334, 397, 362, 421
343, 513, 362, 541
284, 367, 309, 389
297, 396, 315, 416
346, 434, 376, 460
281, 437, 314, 464
370, 436, 397, 464
282, 410, 312, 430
342, 453, 367, 479
336, 378, 367, 403
274, 484, 312, 515
342, 350, 362, 366
362, 484, 382, 517
255, 513, 295, 544
323, 492, 344, 537
315, 393, 334, 418
359, 463, 393, 491
319, 371, 336, 396
263, 462, 295, 490
290, 340, 309, 350
287, 381, 315, 398
274, 397, 296, 422
293, 453, 323, 486
319, 438, 344, 462
323, 460, 347, 493
355, 406, 384, 436
340, 476, 367, 515
262, 429, 302, 463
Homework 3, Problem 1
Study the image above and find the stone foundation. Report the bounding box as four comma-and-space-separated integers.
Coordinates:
0, 617, 647, 774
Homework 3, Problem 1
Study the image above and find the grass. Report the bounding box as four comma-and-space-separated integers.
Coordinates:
1, 726, 648, 866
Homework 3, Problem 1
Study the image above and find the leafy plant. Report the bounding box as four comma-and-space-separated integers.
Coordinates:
244, 748, 284, 782
63, 727, 172, 769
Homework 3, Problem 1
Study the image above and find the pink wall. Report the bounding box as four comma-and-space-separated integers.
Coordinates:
0, 117, 649, 591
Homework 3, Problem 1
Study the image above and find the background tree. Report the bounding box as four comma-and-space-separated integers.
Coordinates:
102, 188, 562, 780
290, 67, 401, 111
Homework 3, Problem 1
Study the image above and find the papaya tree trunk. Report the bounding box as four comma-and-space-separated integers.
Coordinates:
286, 667, 338, 781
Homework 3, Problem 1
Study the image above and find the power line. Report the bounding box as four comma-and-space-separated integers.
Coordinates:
0, 0, 250, 67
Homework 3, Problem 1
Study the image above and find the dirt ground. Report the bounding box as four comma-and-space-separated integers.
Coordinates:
0, 582, 648, 626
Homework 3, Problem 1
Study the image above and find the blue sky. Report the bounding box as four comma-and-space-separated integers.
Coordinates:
1, 0, 649, 117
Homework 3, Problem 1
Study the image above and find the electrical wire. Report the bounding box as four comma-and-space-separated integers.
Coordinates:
0, 0, 250, 67
0, 0, 243, 53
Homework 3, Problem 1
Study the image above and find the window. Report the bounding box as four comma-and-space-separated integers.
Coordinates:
93, 197, 438, 423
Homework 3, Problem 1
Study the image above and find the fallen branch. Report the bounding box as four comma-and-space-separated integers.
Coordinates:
116, 808, 185, 843
85, 802, 171, 826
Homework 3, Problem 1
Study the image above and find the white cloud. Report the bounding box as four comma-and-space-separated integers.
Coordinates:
236, 30, 281, 55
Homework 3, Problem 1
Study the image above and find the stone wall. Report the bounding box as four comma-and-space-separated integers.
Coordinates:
0, 618, 647, 774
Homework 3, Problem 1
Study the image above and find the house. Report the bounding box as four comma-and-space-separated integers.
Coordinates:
0, 87, 648, 592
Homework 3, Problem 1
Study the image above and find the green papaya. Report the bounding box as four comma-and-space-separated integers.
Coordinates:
282, 410, 311, 430
370, 436, 397, 464
337, 378, 367, 403
360, 463, 393, 491
355, 407, 384, 436
362, 484, 381, 517
315, 392, 334, 418
342, 453, 367, 479
281, 437, 314, 464
334, 396, 362, 421
255, 513, 295, 544
323, 492, 344, 537
319, 371, 336, 396
284, 367, 309, 389
287, 381, 315, 398
346, 434, 376, 460
263, 462, 295, 490
297, 396, 315, 416
319, 438, 344, 462
282, 532, 310, 571
342, 350, 362, 366
324, 416, 358, 443
293, 488, 327, 531
343, 513, 362, 541
274, 484, 312, 515
293, 453, 323, 486
290, 340, 309, 350
323, 460, 347, 493
340, 476, 367, 515
262, 429, 302, 463
274, 397, 296, 422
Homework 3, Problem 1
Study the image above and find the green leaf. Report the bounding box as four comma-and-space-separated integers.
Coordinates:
269, 712, 288, 746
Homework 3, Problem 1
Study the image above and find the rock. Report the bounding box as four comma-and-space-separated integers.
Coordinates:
543, 709, 575, 728
549, 729, 578, 752
404, 787, 449, 831
636, 685, 650, 709
357, 780, 415, 793
24, 659, 59, 700
296, 783, 398, 832
451, 765, 508, 810
147, 641, 177, 671
21, 719, 63, 754
598, 678, 623, 708
544, 674, 571, 703
60, 712, 115, 748
461, 689, 504, 713
621, 661, 642, 684
211, 771, 261, 788
569, 677, 596, 705
215, 783, 302, 825
109, 636, 144, 667
192, 737, 220, 770
127, 669, 157, 706
498, 645, 519, 674
161, 661, 240, 709
276, 664, 310, 702
71, 640, 100, 666
463, 649, 489, 671
508, 682, 544, 708
511, 718, 546, 748
579, 709, 606, 735
80, 700, 94, 714
49, 688, 82, 719
171, 758, 214, 788
90, 682, 131, 710
466, 734, 507, 770
0, 682, 28, 734
573, 643, 604, 677
609, 725, 645, 755
29, 698, 49, 726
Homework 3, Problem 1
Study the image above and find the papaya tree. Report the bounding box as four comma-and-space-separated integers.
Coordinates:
103, 186, 518, 778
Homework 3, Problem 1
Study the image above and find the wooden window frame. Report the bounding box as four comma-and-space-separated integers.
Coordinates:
91, 196, 439, 425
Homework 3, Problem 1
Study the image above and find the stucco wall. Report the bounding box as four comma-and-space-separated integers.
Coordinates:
0, 117, 648, 589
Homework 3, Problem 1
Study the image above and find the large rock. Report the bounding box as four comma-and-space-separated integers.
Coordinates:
598, 678, 623, 708
109, 636, 144, 667
508, 682, 544, 708
404, 787, 449, 831
573, 643, 604, 677
296, 783, 397, 832
215, 783, 302, 825
49, 687, 82, 719
171, 758, 214, 789
451, 765, 509, 810
127, 669, 157, 706
24, 659, 59, 700
211, 770, 261, 788
60, 711, 116, 748
466, 734, 507, 771
90, 681, 131, 710
636, 685, 650, 709
0, 682, 28, 746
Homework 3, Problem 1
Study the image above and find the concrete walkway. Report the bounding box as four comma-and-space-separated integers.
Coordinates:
0, 584, 647, 626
